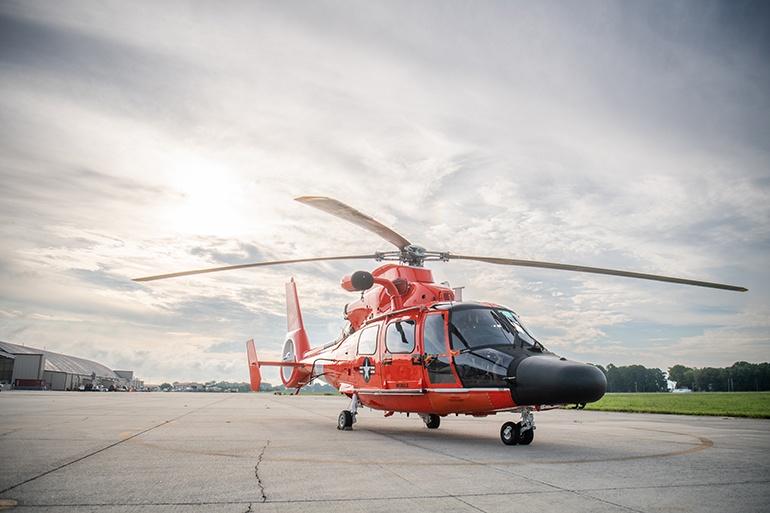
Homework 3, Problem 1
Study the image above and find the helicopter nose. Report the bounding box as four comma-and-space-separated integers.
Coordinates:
511, 356, 607, 406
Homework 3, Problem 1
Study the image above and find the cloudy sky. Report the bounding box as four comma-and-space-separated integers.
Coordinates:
1, 0, 768, 385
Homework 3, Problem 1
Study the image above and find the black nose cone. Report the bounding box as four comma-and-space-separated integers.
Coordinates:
512, 356, 607, 406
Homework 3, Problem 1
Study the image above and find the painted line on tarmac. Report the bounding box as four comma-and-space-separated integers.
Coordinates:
120, 427, 712, 466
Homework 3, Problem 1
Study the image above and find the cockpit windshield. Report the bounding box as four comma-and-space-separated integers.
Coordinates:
448, 306, 541, 352
445, 306, 543, 388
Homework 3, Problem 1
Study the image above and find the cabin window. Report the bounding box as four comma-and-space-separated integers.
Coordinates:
357, 325, 379, 355
385, 319, 415, 354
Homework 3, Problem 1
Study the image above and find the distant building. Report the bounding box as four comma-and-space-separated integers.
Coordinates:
0, 340, 131, 391
114, 370, 143, 390
173, 382, 204, 392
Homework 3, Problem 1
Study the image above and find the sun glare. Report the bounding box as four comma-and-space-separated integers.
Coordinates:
162, 153, 249, 237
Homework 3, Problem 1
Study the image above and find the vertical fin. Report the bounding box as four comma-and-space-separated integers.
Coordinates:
286, 278, 305, 332
286, 278, 310, 359
246, 339, 262, 392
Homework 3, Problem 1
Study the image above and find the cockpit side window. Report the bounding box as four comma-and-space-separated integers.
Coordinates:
423, 314, 447, 355
423, 313, 456, 384
385, 319, 416, 354
356, 325, 379, 355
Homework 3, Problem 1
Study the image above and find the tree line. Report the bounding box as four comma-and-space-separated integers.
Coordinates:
594, 362, 770, 393
667, 362, 770, 392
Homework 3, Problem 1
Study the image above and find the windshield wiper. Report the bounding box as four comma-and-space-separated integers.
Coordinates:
448, 322, 470, 351
494, 310, 544, 351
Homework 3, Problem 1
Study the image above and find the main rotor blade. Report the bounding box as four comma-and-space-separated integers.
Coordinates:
132, 254, 377, 282
295, 196, 411, 251
448, 255, 748, 292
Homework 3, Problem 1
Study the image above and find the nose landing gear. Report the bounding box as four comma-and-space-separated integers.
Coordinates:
500, 408, 535, 446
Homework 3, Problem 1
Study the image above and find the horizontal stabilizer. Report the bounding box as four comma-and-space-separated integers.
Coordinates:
257, 361, 306, 368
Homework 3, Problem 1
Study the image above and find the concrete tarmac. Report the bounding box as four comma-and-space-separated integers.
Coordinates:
1, 390, 768, 512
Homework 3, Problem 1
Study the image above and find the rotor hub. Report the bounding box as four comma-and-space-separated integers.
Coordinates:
375, 246, 450, 267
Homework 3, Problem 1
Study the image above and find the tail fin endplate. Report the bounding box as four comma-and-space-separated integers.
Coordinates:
246, 339, 262, 392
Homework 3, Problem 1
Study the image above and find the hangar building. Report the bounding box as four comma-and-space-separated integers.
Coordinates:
0, 340, 130, 391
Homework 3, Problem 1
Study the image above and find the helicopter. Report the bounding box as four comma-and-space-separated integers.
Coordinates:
135, 196, 747, 445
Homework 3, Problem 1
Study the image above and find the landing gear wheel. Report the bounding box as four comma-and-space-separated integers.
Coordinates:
501, 421, 519, 445
337, 410, 353, 430
519, 426, 534, 445
424, 414, 441, 429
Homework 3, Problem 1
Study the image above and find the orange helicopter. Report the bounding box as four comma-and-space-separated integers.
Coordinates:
135, 196, 747, 445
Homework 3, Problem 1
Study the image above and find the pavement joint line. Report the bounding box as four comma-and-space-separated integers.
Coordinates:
449, 495, 488, 512
577, 478, 770, 492
0, 490, 584, 508
8, 481, 770, 508
0, 396, 233, 495
569, 490, 645, 513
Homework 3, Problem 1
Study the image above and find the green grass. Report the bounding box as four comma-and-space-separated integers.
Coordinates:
584, 392, 770, 418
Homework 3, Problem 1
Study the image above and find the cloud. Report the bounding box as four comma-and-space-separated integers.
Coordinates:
0, 0, 767, 384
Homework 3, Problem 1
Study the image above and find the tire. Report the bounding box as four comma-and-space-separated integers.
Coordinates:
424, 414, 441, 429
337, 410, 353, 430
501, 421, 519, 445
519, 427, 534, 445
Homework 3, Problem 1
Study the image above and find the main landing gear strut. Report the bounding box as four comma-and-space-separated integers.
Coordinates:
500, 408, 535, 446
419, 413, 441, 429
337, 393, 359, 430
